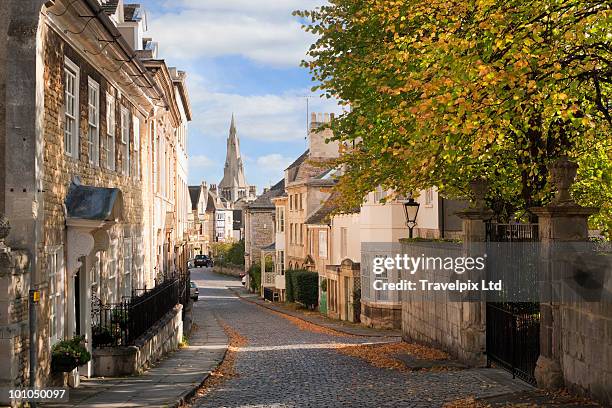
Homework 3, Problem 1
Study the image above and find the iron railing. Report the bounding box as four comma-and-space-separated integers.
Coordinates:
486, 222, 539, 242
485, 221, 540, 385
486, 302, 540, 385
92, 279, 180, 347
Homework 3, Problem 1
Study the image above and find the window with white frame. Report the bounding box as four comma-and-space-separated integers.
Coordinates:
47, 246, 64, 346
151, 122, 157, 192
276, 250, 285, 275
425, 187, 434, 206
318, 230, 328, 259
133, 115, 140, 179
106, 240, 118, 303
105, 93, 116, 170
87, 78, 100, 166
64, 58, 79, 157
123, 238, 132, 298
277, 207, 284, 232
121, 107, 130, 176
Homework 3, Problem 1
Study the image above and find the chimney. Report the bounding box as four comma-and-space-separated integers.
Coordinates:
249, 186, 256, 196
210, 184, 217, 193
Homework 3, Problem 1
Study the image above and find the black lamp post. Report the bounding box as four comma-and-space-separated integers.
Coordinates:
402, 197, 420, 239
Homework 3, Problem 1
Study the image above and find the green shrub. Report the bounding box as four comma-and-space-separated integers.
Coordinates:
51, 335, 91, 372
285, 269, 318, 308
248, 264, 261, 292
285, 270, 295, 303
211, 240, 245, 267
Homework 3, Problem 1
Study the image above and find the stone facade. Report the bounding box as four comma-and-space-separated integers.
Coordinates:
244, 179, 284, 271
0, 0, 191, 400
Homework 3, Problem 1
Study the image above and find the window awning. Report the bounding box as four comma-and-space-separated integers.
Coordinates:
65, 183, 124, 222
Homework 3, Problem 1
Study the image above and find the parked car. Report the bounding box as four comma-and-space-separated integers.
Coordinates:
194, 254, 212, 267
190, 281, 199, 301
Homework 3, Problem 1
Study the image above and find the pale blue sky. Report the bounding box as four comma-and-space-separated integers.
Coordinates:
144, 0, 341, 191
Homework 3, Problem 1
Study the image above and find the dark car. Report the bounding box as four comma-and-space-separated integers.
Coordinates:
190, 281, 199, 301
194, 254, 212, 268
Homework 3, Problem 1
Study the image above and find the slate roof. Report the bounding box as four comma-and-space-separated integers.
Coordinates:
100, 0, 120, 15
286, 149, 309, 171
305, 195, 338, 225
188, 186, 201, 211
247, 179, 285, 209
65, 183, 123, 221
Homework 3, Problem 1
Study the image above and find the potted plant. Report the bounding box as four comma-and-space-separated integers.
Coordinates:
51, 335, 91, 373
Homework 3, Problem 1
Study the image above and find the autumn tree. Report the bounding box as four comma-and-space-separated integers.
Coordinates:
297, 0, 611, 233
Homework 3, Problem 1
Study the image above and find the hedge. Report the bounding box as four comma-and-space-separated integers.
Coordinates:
248, 264, 261, 292
285, 269, 318, 308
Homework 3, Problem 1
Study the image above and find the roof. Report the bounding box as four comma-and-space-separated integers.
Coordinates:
100, 0, 120, 15
305, 195, 337, 225
188, 186, 201, 211
65, 183, 123, 221
247, 179, 285, 209
285, 150, 309, 171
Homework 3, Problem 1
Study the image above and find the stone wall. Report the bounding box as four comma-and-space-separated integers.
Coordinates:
0, 248, 30, 406
399, 241, 486, 366
244, 209, 274, 270
361, 300, 401, 330
560, 302, 612, 404
93, 304, 183, 377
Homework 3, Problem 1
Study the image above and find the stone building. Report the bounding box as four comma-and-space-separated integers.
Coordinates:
188, 182, 216, 257
243, 179, 285, 272
0, 0, 191, 399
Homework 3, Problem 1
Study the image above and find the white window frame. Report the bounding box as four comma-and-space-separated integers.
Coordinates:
425, 187, 434, 206
47, 246, 65, 346
106, 240, 118, 303
106, 93, 116, 171
318, 230, 328, 259
87, 78, 100, 166
132, 115, 140, 180
277, 207, 284, 232
121, 107, 130, 176
123, 238, 133, 299
64, 58, 80, 158
340, 227, 348, 259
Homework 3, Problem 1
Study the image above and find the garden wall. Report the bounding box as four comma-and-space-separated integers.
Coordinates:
93, 304, 183, 376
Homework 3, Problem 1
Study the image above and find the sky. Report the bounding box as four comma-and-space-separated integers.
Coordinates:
144, 0, 341, 191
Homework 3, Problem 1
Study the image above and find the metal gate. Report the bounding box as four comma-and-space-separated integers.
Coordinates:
485, 223, 540, 385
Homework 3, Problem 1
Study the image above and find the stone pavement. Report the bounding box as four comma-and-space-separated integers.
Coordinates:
42, 268, 228, 408
191, 270, 533, 408
231, 286, 402, 338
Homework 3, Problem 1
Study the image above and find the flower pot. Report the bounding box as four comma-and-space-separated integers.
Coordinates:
51, 355, 79, 373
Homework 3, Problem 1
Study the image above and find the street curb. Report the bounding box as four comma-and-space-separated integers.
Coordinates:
228, 288, 401, 339
169, 315, 230, 408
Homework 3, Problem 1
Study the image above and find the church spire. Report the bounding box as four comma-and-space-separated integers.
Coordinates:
218, 115, 254, 203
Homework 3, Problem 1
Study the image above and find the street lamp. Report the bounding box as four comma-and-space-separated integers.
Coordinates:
401, 197, 420, 239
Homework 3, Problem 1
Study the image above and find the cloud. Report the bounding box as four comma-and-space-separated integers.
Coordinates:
148, 0, 323, 67
256, 153, 294, 173
189, 154, 215, 168
185, 74, 343, 142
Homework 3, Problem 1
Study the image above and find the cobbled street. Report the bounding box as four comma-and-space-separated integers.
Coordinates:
191, 268, 531, 408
